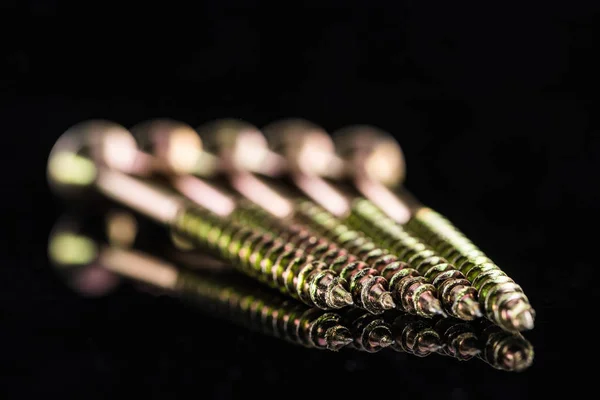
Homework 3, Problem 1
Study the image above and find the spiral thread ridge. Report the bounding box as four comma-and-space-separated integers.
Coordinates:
172, 207, 352, 310
406, 207, 535, 332
227, 202, 395, 315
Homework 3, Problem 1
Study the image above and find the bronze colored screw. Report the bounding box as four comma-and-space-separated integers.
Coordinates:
259, 119, 482, 321
47, 214, 354, 351
47, 120, 353, 311
128, 119, 394, 315
331, 125, 535, 332
191, 119, 449, 317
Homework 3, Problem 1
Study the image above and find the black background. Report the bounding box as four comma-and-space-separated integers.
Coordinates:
1, 1, 597, 398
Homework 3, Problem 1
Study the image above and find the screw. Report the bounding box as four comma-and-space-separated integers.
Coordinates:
406, 207, 535, 332
260, 119, 481, 321
47, 120, 353, 311
331, 125, 536, 332
129, 119, 394, 315
47, 214, 354, 351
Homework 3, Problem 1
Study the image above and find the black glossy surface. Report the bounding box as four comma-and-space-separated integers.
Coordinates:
2, 2, 595, 398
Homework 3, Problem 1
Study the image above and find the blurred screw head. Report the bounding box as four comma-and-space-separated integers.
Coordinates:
47, 120, 138, 198
130, 119, 203, 175
332, 125, 406, 187
261, 118, 343, 177
197, 118, 283, 175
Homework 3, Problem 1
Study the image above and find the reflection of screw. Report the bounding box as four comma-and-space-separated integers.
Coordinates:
432, 317, 481, 361
339, 308, 394, 353
47, 120, 353, 311
179, 275, 354, 351
387, 313, 442, 357
47, 215, 354, 351
472, 318, 534, 372
331, 125, 535, 333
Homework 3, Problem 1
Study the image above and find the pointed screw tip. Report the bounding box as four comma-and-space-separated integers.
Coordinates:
457, 296, 483, 320
330, 284, 353, 308
514, 309, 535, 331
429, 298, 448, 318
380, 292, 396, 310
418, 291, 447, 318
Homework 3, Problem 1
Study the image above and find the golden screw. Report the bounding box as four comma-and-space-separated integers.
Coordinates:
186, 119, 446, 318
331, 125, 535, 332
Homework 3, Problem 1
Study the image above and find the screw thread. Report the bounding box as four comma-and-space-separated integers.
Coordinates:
386, 312, 442, 357
172, 207, 352, 310
229, 203, 396, 315
406, 207, 535, 332
293, 200, 446, 319
175, 272, 353, 351
341, 199, 482, 321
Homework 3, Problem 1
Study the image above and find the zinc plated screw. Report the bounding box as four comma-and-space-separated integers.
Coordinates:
46, 120, 354, 311
259, 119, 482, 321
192, 119, 446, 317
332, 125, 535, 332
129, 119, 395, 315
47, 215, 354, 351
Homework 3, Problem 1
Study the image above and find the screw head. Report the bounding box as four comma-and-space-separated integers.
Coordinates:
47, 120, 138, 198
130, 119, 203, 175
332, 125, 406, 187
197, 118, 283, 175
261, 118, 343, 177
